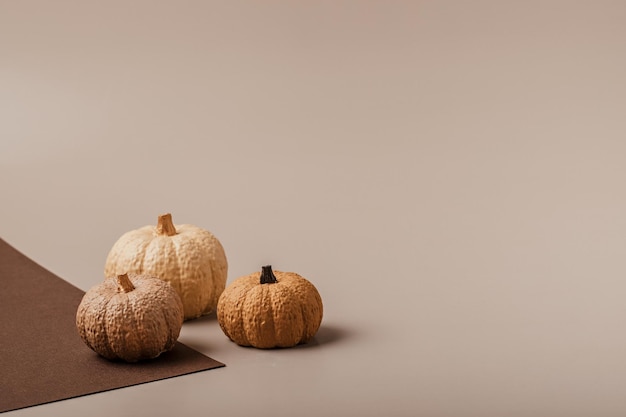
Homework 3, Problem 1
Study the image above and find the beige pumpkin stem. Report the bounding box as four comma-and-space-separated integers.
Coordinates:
260, 265, 278, 284
117, 273, 136, 293
156, 213, 177, 236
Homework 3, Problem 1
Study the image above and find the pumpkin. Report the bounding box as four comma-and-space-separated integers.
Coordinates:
75, 273, 184, 362
217, 265, 323, 348
104, 213, 228, 320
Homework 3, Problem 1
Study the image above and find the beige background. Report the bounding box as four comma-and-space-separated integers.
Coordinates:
2, 1, 626, 416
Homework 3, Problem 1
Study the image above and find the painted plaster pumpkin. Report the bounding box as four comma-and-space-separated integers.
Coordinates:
76, 273, 184, 362
104, 213, 228, 320
217, 265, 323, 348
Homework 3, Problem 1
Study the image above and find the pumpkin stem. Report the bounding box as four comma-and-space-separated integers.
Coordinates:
156, 213, 177, 236
117, 273, 136, 293
260, 265, 278, 284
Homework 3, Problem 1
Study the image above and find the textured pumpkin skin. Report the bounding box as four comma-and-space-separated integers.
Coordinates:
217, 269, 323, 348
76, 274, 184, 362
104, 216, 228, 321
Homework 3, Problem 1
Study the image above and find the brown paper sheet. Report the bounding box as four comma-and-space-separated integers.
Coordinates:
0, 238, 224, 413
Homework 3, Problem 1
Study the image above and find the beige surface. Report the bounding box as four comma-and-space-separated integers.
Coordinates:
2, 1, 626, 416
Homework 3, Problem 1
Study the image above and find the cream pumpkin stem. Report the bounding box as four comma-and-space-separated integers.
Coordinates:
117, 274, 136, 293
156, 213, 177, 236
260, 265, 278, 284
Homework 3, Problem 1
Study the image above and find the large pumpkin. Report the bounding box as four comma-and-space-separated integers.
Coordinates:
217, 265, 323, 348
104, 213, 228, 320
76, 273, 184, 362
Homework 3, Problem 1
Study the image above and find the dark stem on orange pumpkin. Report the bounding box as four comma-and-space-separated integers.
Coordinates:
156, 213, 177, 236
117, 273, 135, 293
260, 265, 278, 284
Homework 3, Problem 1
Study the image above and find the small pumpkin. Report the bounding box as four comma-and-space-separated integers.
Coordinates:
217, 265, 323, 348
104, 213, 228, 320
76, 273, 184, 362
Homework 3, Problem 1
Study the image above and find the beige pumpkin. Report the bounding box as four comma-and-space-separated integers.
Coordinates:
76, 273, 184, 362
217, 265, 323, 348
104, 213, 228, 320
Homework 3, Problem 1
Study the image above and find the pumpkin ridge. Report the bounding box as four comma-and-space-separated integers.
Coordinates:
116, 285, 146, 361
299, 279, 323, 343
262, 285, 277, 348
76, 292, 96, 352
219, 275, 255, 345
281, 275, 306, 344
135, 236, 152, 277
144, 236, 182, 299
124, 288, 143, 360
207, 238, 227, 313
142, 285, 170, 355
160, 304, 176, 349
125, 282, 158, 361
156, 281, 183, 349
106, 290, 133, 361
272, 278, 304, 347
169, 235, 189, 314
195, 228, 225, 315
239, 282, 259, 347
297, 292, 309, 344
100, 293, 118, 360
174, 225, 223, 319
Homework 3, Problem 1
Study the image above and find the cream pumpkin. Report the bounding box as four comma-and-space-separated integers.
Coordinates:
217, 265, 323, 348
76, 273, 184, 362
104, 213, 228, 320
